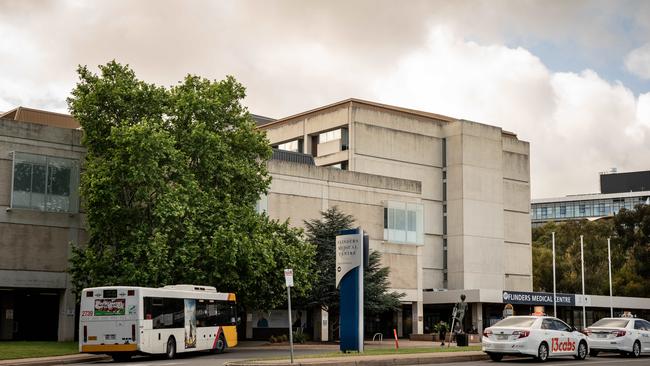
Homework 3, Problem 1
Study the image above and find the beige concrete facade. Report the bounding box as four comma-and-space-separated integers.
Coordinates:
0, 117, 85, 341
260, 99, 533, 336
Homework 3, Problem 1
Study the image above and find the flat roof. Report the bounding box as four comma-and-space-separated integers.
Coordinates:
532, 190, 650, 204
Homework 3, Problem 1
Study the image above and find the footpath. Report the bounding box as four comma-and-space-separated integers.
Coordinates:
0, 354, 108, 366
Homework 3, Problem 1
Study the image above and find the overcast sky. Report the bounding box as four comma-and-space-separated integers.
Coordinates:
2, 0, 650, 199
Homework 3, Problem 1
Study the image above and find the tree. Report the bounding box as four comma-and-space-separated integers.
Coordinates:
68, 61, 315, 310
532, 203, 650, 299
302, 207, 404, 335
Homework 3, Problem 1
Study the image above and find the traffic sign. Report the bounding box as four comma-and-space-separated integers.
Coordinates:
284, 268, 294, 287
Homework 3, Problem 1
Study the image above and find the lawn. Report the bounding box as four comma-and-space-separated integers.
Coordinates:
0, 342, 78, 360
260, 345, 482, 360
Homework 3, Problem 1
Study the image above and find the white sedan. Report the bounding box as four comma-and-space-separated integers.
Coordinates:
585, 317, 650, 357
482, 315, 588, 362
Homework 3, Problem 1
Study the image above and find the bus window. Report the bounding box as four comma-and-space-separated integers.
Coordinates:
144, 297, 184, 329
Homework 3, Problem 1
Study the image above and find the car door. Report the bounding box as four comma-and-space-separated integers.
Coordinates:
552, 319, 575, 355
637, 320, 650, 352
540, 319, 559, 356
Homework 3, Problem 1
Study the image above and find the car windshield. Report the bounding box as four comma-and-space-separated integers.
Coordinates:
591, 319, 629, 328
492, 317, 536, 328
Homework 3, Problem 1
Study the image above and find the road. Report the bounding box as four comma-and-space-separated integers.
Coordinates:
421, 355, 650, 365
66, 345, 333, 366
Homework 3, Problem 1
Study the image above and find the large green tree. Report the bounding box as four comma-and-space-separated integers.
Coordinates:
68, 61, 315, 310
532, 204, 650, 298
302, 207, 404, 331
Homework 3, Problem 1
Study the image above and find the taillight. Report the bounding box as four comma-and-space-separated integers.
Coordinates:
83, 325, 87, 342
613, 330, 626, 337
131, 324, 136, 341
483, 329, 492, 338
513, 330, 530, 338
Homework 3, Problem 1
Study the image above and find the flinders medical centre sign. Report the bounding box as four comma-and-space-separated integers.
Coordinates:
502, 291, 575, 306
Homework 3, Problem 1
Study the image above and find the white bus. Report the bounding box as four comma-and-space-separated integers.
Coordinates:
79, 285, 238, 361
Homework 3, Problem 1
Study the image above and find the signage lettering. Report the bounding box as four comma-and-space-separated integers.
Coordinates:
551, 338, 576, 352
502, 291, 575, 306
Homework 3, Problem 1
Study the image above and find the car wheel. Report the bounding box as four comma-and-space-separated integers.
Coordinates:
213, 334, 226, 354
631, 341, 641, 358
488, 353, 504, 362
574, 341, 587, 360
537, 342, 549, 362
166, 336, 177, 359
589, 349, 599, 357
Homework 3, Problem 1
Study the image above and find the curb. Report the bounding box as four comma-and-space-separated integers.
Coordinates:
0, 354, 110, 366
225, 352, 488, 366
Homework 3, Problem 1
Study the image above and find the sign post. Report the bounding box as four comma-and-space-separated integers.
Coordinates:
336, 228, 364, 353
285, 269, 294, 364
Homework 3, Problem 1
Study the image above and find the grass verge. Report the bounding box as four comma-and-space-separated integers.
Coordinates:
258, 345, 482, 360
0, 341, 78, 360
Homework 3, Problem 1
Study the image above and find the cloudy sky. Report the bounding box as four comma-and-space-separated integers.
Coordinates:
1, 0, 650, 199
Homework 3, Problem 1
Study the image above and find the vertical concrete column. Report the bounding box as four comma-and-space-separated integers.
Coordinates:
57, 286, 76, 341
473, 303, 483, 335
412, 301, 423, 335
397, 308, 403, 337
303, 132, 311, 155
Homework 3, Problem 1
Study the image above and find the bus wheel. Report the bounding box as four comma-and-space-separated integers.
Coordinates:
166, 336, 177, 359
213, 334, 226, 354
111, 353, 132, 362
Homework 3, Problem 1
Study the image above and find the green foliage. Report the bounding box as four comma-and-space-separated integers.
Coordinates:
293, 331, 307, 344
67, 61, 315, 310
301, 207, 404, 315
532, 204, 650, 298
433, 321, 449, 333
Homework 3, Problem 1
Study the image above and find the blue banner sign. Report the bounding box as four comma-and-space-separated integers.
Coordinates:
502, 291, 575, 306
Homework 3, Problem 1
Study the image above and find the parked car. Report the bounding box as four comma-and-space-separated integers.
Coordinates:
482, 315, 588, 362
585, 317, 650, 357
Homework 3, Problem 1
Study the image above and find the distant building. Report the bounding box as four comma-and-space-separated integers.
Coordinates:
531, 170, 650, 225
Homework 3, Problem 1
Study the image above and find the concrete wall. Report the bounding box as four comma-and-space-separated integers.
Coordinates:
0, 118, 85, 341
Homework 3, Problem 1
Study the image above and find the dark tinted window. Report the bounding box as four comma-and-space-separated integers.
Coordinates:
144, 297, 184, 329
635, 321, 647, 330
196, 300, 236, 327
541, 319, 554, 330
553, 319, 572, 332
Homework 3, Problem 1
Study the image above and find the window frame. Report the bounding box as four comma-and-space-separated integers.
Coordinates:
10, 151, 80, 213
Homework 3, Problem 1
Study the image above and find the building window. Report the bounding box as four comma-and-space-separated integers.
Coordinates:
383, 201, 423, 244
578, 204, 586, 215
319, 129, 341, 143
11, 152, 79, 213
559, 205, 566, 216
276, 139, 303, 153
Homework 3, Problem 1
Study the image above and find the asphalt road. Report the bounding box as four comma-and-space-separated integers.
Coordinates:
420, 355, 650, 366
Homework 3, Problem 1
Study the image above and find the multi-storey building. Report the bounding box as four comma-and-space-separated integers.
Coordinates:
531, 170, 650, 225
0, 107, 83, 341
1, 100, 534, 341
257, 98, 533, 337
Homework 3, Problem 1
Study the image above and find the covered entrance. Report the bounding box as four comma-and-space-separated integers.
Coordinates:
0, 288, 60, 341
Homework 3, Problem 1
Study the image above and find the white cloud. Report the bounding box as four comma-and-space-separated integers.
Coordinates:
625, 43, 650, 79
373, 27, 650, 198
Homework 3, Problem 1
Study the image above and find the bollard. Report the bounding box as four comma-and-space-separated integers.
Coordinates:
393, 328, 399, 351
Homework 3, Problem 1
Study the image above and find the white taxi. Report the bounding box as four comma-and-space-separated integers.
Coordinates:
482, 316, 588, 362
585, 317, 650, 357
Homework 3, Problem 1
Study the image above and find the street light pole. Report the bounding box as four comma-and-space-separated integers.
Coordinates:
580, 235, 586, 329
552, 232, 557, 317
608, 237, 613, 317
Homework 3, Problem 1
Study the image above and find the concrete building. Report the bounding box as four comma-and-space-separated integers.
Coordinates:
532, 170, 650, 225
257, 98, 533, 338
0, 107, 83, 341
